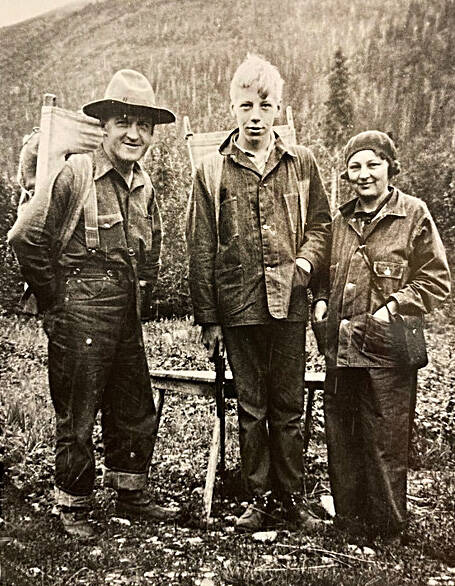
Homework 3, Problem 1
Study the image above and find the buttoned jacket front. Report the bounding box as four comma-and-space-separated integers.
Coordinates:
324, 187, 451, 368
186, 131, 331, 326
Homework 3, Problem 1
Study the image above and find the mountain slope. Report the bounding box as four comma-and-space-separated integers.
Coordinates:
0, 0, 411, 174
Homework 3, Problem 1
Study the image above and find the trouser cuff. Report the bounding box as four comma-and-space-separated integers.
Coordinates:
103, 467, 147, 491
54, 486, 92, 509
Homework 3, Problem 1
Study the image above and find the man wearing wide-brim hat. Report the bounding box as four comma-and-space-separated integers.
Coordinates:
10, 69, 178, 538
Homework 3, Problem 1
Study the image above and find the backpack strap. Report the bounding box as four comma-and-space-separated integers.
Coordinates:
55, 152, 98, 256
83, 155, 99, 251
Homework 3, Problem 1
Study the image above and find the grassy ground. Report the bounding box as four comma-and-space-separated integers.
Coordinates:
0, 311, 454, 585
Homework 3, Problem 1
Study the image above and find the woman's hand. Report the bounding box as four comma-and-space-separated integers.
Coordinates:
372, 299, 399, 322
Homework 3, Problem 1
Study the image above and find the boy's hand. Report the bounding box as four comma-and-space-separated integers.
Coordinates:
201, 325, 225, 360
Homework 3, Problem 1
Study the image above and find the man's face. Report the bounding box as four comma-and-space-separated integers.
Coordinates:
102, 113, 153, 167
347, 149, 390, 202
230, 85, 280, 150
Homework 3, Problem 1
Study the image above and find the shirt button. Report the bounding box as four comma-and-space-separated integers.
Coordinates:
128, 248, 135, 256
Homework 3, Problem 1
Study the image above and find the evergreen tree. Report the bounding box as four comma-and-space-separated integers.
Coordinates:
324, 48, 354, 151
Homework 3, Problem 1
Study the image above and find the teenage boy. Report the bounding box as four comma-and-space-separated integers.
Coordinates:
186, 55, 331, 531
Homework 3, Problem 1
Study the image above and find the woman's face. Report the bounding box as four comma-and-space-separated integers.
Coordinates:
347, 149, 389, 202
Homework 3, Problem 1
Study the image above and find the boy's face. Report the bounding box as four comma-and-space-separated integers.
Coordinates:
230, 85, 280, 150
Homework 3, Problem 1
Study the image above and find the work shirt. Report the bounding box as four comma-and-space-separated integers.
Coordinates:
233, 134, 275, 175
186, 130, 331, 326
14, 146, 161, 312
322, 187, 451, 368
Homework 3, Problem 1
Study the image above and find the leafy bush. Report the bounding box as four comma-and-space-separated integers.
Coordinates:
398, 133, 455, 252
147, 131, 193, 317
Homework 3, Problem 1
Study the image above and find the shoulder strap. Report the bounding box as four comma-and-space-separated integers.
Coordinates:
56, 152, 97, 255
201, 151, 224, 239
83, 155, 99, 251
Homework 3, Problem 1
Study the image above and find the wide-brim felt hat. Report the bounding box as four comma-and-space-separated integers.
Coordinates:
82, 69, 175, 125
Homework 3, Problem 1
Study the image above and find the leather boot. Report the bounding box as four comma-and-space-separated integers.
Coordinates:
235, 492, 276, 532
282, 492, 324, 532
115, 490, 179, 522
60, 507, 96, 539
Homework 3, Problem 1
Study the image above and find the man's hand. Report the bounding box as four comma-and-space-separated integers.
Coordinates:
201, 325, 225, 360
313, 299, 328, 322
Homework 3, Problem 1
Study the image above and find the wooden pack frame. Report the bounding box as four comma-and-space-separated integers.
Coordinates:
9, 94, 103, 249
183, 105, 296, 173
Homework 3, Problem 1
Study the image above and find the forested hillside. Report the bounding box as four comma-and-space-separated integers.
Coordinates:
0, 0, 453, 314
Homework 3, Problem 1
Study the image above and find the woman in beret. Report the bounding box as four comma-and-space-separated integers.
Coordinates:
313, 131, 451, 542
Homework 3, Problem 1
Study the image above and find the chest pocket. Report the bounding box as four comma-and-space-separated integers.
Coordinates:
373, 260, 406, 297
373, 261, 404, 280
97, 212, 125, 253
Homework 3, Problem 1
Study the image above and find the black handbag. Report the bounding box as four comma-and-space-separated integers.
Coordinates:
360, 245, 428, 369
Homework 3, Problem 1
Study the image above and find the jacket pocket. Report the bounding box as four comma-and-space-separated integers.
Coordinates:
215, 264, 244, 317
362, 313, 399, 362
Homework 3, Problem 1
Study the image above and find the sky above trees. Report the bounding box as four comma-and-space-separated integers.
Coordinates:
0, 0, 74, 27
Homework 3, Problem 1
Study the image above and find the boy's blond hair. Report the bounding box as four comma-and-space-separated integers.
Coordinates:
230, 54, 284, 102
